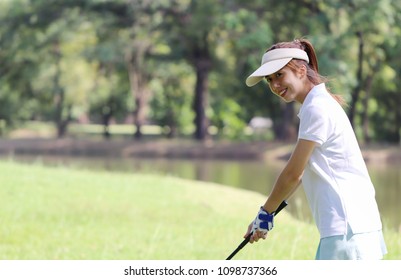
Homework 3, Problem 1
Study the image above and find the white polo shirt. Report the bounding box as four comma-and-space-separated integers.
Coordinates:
298, 83, 382, 238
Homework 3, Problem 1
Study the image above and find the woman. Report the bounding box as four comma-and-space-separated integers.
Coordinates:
244, 38, 387, 260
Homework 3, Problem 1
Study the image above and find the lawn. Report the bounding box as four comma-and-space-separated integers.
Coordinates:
0, 160, 399, 260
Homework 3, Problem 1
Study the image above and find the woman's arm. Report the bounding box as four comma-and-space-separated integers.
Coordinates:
246, 139, 317, 243
263, 139, 316, 213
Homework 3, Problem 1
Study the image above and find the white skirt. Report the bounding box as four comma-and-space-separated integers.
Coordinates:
315, 226, 388, 260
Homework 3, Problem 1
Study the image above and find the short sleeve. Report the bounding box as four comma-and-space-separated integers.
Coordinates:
298, 104, 331, 146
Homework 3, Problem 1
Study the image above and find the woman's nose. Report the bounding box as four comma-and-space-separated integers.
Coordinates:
272, 79, 280, 89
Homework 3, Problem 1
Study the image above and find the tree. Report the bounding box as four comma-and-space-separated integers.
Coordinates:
1, 0, 401, 144
88, 0, 163, 139
0, 1, 47, 129
150, 62, 195, 138
88, 63, 130, 139
0, 0, 99, 137
34, 8, 99, 138
343, 1, 393, 140
163, 0, 230, 141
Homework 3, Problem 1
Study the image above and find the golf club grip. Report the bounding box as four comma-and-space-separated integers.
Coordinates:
226, 200, 288, 260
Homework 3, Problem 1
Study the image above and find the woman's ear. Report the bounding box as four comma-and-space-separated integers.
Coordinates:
298, 64, 307, 79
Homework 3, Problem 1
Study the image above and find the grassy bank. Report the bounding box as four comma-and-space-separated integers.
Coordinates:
0, 160, 399, 260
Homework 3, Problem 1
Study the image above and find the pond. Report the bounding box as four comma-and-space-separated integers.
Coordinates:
2, 154, 400, 233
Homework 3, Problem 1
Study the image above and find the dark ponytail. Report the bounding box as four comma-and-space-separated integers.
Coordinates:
298, 39, 319, 73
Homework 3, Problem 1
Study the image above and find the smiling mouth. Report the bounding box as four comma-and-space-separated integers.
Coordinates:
278, 89, 287, 97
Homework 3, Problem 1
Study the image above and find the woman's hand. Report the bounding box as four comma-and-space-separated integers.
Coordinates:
244, 207, 274, 243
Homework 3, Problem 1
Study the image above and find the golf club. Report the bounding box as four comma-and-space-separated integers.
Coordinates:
226, 200, 288, 260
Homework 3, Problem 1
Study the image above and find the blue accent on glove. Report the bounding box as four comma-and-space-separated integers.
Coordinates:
252, 206, 274, 234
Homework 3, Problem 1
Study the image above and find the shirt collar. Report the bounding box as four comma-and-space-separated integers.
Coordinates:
299, 83, 327, 116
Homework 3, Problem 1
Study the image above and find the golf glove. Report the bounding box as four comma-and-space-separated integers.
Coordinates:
252, 206, 274, 234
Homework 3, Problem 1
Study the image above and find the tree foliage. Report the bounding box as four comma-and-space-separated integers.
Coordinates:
0, 0, 400, 143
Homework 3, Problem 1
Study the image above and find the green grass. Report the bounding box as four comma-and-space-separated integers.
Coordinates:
8, 121, 164, 139
68, 123, 163, 136
0, 160, 399, 260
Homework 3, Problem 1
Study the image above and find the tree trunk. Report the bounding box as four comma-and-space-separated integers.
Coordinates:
396, 93, 401, 145
361, 62, 380, 144
102, 110, 112, 139
193, 58, 211, 141
133, 92, 147, 139
361, 89, 371, 144
349, 31, 364, 128
52, 41, 69, 138
57, 106, 71, 138
126, 46, 150, 140
274, 102, 297, 141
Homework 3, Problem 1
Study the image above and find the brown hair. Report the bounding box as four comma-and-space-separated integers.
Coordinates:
267, 39, 347, 107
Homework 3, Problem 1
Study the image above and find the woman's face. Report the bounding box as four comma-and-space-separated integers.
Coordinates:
265, 65, 309, 103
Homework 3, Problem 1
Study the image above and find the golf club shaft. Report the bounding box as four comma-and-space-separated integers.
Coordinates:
226, 200, 288, 260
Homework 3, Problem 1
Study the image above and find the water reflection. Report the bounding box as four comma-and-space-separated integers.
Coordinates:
2, 154, 400, 232
368, 165, 401, 233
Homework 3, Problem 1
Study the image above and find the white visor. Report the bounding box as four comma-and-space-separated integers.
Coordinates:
245, 48, 309, 87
